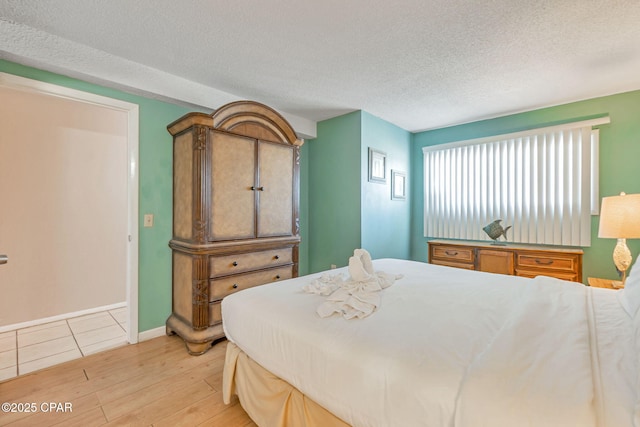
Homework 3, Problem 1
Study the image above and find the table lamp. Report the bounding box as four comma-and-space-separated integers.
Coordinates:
598, 192, 640, 287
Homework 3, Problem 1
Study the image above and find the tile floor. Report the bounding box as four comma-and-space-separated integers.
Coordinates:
0, 308, 127, 382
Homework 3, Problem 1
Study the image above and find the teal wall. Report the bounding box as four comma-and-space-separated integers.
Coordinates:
298, 142, 310, 275
0, 59, 312, 332
361, 111, 411, 259
308, 112, 362, 272
307, 111, 411, 272
410, 90, 640, 283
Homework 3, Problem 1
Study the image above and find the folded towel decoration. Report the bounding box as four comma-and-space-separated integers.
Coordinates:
302, 272, 345, 296
303, 249, 403, 319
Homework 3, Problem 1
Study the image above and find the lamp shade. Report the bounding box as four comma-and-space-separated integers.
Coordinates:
598, 193, 640, 238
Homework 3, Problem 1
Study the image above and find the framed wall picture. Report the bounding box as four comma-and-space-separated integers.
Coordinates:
368, 148, 386, 183
391, 170, 406, 200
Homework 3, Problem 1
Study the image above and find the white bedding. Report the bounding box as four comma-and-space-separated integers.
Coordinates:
591, 287, 637, 426
222, 259, 637, 427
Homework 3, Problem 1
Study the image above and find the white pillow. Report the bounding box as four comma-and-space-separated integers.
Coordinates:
617, 254, 640, 318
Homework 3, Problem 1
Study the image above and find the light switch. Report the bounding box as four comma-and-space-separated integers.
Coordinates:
144, 214, 154, 227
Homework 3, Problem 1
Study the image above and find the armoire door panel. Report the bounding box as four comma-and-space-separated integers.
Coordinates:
210, 131, 256, 241
173, 131, 194, 240
257, 141, 294, 237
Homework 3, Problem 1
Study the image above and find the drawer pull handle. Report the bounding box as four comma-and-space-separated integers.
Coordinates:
534, 259, 553, 265
232, 283, 238, 289
274, 255, 280, 260
232, 261, 238, 266
445, 250, 458, 256
250, 186, 265, 191
275, 275, 281, 279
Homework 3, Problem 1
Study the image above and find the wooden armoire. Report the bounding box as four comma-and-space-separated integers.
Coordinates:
166, 101, 304, 355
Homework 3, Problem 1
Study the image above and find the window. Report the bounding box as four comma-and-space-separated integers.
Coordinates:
423, 117, 609, 247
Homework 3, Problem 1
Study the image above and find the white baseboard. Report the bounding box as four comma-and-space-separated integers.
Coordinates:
0, 302, 127, 334
138, 326, 166, 342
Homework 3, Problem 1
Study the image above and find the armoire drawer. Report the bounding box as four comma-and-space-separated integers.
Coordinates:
209, 265, 293, 301
210, 247, 293, 277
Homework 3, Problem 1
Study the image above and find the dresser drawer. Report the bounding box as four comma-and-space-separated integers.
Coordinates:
209, 265, 293, 301
431, 259, 476, 270
515, 270, 578, 282
431, 245, 475, 263
210, 247, 293, 278
515, 253, 579, 273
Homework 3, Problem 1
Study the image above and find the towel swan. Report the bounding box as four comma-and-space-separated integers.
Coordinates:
304, 249, 403, 319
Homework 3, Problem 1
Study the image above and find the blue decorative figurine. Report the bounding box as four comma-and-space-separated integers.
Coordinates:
483, 219, 512, 245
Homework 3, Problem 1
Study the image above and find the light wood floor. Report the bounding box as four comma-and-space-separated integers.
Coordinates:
0, 335, 256, 426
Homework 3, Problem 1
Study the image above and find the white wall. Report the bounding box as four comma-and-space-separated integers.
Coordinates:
0, 85, 128, 326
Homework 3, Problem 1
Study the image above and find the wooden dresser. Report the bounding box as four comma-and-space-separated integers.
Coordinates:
428, 240, 583, 283
166, 101, 304, 354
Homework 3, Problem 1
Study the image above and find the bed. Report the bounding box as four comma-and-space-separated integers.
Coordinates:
222, 256, 639, 426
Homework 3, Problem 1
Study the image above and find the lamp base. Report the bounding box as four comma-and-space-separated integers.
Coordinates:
613, 238, 632, 286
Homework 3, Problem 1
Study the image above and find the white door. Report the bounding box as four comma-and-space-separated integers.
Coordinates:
0, 74, 139, 343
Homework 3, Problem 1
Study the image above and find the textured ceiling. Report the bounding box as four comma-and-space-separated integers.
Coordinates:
1, 0, 640, 134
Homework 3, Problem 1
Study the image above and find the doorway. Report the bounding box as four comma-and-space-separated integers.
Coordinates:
0, 73, 139, 345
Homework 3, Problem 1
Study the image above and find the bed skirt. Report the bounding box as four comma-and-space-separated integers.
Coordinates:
223, 341, 350, 427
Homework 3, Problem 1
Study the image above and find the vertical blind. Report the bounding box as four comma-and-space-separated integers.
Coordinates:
423, 118, 609, 247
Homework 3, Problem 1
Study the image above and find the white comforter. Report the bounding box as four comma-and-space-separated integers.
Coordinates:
222, 259, 636, 427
